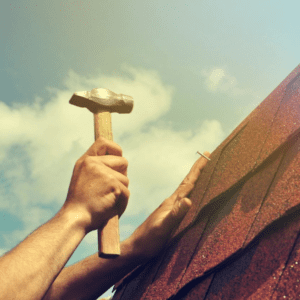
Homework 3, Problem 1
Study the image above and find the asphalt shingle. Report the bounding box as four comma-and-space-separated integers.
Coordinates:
112, 64, 300, 300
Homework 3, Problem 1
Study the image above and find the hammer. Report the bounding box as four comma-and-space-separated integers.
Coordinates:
69, 88, 134, 257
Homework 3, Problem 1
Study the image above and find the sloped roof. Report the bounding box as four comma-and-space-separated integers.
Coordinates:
112, 64, 300, 300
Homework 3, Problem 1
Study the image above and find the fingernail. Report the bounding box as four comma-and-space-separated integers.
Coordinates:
179, 198, 191, 211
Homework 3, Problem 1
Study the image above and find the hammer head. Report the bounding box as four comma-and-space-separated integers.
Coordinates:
69, 88, 134, 114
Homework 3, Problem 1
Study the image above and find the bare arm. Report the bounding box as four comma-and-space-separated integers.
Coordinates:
43, 239, 142, 300
0, 138, 130, 300
0, 208, 86, 300
43, 151, 211, 300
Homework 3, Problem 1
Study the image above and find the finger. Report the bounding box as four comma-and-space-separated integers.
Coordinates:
172, 151, 211, 198
100, 156, 128, 175
115, 182, 130, 217
185, 151, 211, 183
84, 137, 123, 157
109, 168, 130, 187
176, 198, 192, 219
163, 197, 192, 230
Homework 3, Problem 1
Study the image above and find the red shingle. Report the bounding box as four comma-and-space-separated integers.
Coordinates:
197, 74, 289, 211
173, 145, 223, 236
202, 210, 300, 299
178, 274, 214, 300
113, 256, 163, 300
180, 150, 284, 288
245, 133, 300, 245
112, 64, 300, 300
256, 66, 300, 167
175, 116, 250, 236
176, 67, 300, 236
271, 229, 300, 299
143, 215, 210, 299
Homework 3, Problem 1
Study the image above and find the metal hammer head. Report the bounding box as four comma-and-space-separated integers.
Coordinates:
69, 88, 134, 114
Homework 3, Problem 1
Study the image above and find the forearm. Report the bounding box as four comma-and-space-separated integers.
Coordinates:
43, 238, 145, 300
0, 208, 86, 300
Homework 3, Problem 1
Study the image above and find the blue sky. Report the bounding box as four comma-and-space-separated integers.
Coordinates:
0, 0, 299, 298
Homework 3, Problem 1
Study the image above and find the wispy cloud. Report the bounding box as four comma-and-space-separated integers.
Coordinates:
122, 119, 224, 215
0, 64, 225, 249
201, 67, 265, 126
201, 67, 249, 96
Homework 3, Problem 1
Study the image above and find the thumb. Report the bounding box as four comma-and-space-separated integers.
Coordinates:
170, 197, 192, 223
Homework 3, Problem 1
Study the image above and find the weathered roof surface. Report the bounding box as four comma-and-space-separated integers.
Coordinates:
112, 64, 300, 300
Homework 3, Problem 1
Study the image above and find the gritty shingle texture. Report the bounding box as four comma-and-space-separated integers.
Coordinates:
112, 64, 300, 300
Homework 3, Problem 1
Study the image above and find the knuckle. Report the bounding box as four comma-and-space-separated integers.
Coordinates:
96, 138, 109, 154
81, 156, 94, 167
95, 137, 123, 156
179, 182, 193, 192
114, 143, 123, 156
181, 177, 193, 187
112, 184, 122, 196
123, 157, 128, 166
119, 147, 123, 157
125, 177, 130, 187
125, 188, 130, 201
121, 157, 128, 169
106, 173, 115, 184
81, 156, 103, 174
95, 136, 106, 144
75, 157, 84, 168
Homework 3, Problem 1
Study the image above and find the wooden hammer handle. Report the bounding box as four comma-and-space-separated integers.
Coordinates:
94, 111, 120, 257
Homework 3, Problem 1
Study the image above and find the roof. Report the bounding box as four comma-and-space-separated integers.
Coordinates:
112, 64, 300, 300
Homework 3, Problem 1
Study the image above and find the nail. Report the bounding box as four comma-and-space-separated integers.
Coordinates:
196, 151, 211, 161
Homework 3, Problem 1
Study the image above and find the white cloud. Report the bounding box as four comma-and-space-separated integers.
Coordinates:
201, 67, 249, 96
201, 67, 265, 127
0, 64, 225, 248
207, 68, 225, 90
63, 63, 174, 137
1, 207, 54, 250
122, 119, 224, 215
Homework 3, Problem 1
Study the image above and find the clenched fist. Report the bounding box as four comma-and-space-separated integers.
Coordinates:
62, 137, 130, 233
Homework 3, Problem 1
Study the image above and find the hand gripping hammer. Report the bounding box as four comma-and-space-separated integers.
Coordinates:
69, 88, 134, 257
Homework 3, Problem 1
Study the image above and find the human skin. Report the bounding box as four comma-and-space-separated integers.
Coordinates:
0, 137, 210, 300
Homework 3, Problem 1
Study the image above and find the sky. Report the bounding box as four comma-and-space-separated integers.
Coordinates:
0, 0, 299, 298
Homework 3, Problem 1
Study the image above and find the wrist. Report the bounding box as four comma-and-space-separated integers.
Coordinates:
57, 205, 90, 236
